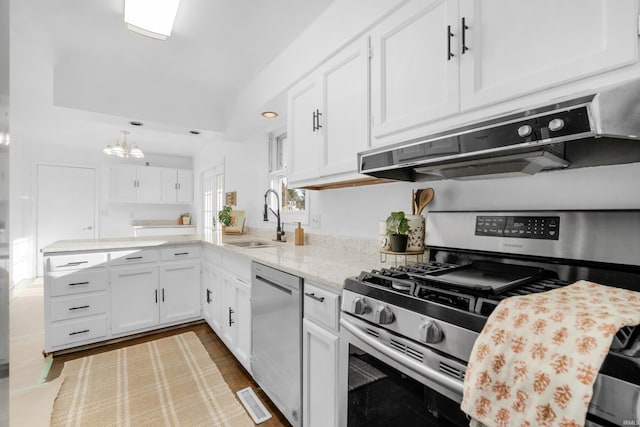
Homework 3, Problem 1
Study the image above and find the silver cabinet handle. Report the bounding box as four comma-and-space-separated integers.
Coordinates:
304, 292, 325, 303
60, 261, 88, 268
82, 226, 93, 231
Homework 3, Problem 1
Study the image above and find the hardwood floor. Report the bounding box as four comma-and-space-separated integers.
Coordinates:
47, 323, 291, 427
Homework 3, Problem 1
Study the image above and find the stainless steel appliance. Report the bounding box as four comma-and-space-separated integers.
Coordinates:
251, 262, 302, 427
339, 210, 640, 426
358, 78, 640, 181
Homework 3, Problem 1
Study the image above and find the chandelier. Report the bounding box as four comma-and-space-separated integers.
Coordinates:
103, 130, 144, 158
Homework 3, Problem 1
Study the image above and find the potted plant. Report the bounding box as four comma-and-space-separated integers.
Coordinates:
180, 213, 191, 225
386, 211, 409, 252
216, 205, 232, 232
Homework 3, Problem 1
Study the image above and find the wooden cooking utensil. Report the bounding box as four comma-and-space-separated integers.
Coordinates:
416, 188, 434, 215
414, 189, 422, 215
411, 189, 415, 215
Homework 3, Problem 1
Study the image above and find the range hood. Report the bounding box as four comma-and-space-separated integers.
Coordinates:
359, 78, 640, 181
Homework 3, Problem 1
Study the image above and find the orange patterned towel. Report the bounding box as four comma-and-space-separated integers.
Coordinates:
461, 280, 640, 427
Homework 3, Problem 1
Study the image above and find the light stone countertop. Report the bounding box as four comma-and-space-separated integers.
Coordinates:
40, 230, 412, 291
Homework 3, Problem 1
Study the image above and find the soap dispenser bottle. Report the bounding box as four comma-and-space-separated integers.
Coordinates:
295, 222, 304, 246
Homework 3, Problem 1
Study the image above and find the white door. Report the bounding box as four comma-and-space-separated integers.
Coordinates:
36, 165, 96, 276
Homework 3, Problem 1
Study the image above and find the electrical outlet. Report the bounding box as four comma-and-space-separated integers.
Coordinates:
311, 214, 321, 228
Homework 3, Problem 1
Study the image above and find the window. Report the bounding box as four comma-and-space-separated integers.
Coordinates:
268, 132, 309, 224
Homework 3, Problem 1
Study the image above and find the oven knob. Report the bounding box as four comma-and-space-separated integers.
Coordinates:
351, 297, 368, 315
419, 320, 443, 344
373, 305, 394, 325
548, 118, 565, 132
517, 124, 533, 137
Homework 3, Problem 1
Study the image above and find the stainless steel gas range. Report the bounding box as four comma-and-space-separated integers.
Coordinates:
339, 210, 640, 427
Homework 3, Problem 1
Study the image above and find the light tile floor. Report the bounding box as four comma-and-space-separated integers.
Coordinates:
9, 279, 62, 427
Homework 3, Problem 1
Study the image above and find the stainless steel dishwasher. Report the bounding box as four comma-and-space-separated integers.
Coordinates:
251, 262, 302, 427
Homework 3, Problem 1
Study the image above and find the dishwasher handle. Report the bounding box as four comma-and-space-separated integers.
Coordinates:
254, 274, 295, 295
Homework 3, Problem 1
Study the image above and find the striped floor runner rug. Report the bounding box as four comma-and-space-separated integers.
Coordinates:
50, 332, 253, 426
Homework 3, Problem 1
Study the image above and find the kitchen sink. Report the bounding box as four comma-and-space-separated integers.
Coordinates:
227, 240, 277, 248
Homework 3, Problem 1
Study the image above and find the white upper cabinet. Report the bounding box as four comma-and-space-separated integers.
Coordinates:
161, 168, 194, 204
109, 166, 138, 202
459, 0, 639, 110
370, 0, 639, 147
370, 0, 460, 146
287, 37, 371, 186
287, 73, 323, 183
110, 165, 193, 204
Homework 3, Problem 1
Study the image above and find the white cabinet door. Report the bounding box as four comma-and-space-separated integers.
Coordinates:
459, 0, 639, 110
109, 166, 137, 202
221, 271, 252, 372
320, 37, 371, 177
287, 74, 323, 183
370, 0, 460, 146
110, 264, 159, 335
161, 168, 194, 203
176, 170, 194, 203
303, 319, 339, 427
136, 167, 163, 203
161, 168, 178, 202
234, 277, 251, 371
159, 260, 201, 324
201, 261, 223, 332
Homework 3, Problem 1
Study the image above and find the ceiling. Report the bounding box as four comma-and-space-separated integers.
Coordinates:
10, 0, 335, 156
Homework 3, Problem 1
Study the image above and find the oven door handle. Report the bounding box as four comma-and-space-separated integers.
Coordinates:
340, 318, 464, 396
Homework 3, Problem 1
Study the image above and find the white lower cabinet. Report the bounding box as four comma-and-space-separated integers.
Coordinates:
159, 260, 201, 324
110, 264, 160, 335
302, 283, 340, 427
110, 252, 201, 336
44, 252, 110, 353
221, 270, 252, 372
201, 247, 224, 333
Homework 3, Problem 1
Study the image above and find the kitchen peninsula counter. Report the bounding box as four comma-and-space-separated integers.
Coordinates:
41, 231, 391, 291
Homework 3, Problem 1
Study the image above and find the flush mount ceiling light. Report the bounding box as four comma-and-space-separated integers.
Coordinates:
124, 0, 181, 40
261, 111, 278, 119
103, 130, 145, 159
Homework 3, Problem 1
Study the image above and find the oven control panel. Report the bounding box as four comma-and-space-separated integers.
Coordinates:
475, 215, 560, 240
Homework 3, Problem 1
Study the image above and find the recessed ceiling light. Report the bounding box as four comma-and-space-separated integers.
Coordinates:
129, 121, 144, 126
189, 130, 200, 135
261, 111, 278, 119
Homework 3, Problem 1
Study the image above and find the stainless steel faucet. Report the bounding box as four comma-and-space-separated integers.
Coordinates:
263, 189, 285, 241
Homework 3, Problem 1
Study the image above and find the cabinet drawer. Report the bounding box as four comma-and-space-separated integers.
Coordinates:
48, 269, 108, 296
49, 315, 107, 347
110, 248, 159, 266
303, 283, 339, 331
160, 245, 201, 261
50, 292, 108, 322
47, 252, 107, 272
202, 246, 222, 266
